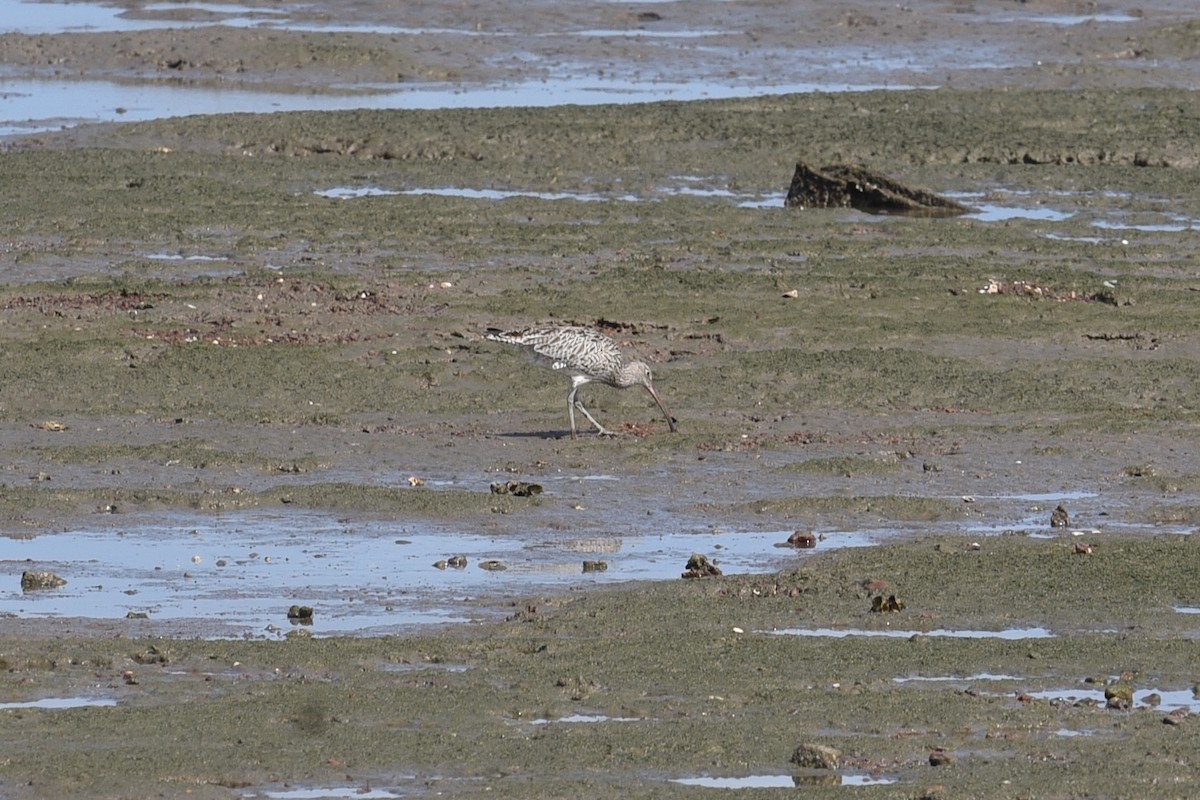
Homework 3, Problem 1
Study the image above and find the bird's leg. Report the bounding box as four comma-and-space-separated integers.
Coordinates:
567, 380, 614, 436
566, 385, 580, 439
574, 398, 615, 437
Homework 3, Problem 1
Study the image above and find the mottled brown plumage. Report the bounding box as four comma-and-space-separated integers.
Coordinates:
486, 325, 676, 438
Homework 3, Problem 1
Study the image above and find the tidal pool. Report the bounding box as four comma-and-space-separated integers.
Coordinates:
0, 509, 877, 637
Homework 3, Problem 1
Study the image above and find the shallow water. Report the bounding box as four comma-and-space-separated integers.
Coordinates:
673, 772, 898, 788
1025, 687, 1200, 712
0, 695, 118, 709
767, 626, 1055, 639
0, 509, 877, 637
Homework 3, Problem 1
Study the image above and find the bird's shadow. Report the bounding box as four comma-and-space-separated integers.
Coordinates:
496, 429, 577, 440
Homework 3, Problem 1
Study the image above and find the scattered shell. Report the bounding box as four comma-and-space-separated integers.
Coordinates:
782, 289, 799, 298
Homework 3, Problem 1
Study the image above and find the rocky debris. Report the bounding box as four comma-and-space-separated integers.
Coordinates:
434, 555, 468, 569
20, 571, 66, 591
785, 161, 970, 217
490, 480, 543, 497
682, 552, 721, 579
979, 278, 1119, 305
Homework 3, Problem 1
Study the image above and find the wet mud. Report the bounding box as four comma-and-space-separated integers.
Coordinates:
3, 0, 1200, 797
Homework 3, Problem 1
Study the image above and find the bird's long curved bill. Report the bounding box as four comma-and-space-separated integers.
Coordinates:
645, 384, 677, 433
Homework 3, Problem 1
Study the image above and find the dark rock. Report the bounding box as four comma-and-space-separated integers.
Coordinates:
490, 480, 543, 497
785, 161, 971, 217
287, 605, 315, 624
929, 748, 956, 766
787, 530, 817, 548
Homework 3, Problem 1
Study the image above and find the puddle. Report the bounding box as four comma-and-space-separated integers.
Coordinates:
894, 673, 1022, 683
316, 183, 785, 207
992, 12, 1143, 25
965, 203, 1074, 223
315, 186, 630, 203
1092, 218, 1198, 233
143, 253, 230, 263
673, 772, 897, 788
0, 696, 117, 710
528, 713, 642, 725
0, 510, 869, 637
247, 789, 403, 800
1025, 687, 1200, 712
1175, 607, 1200, 614
767, 626, 1054, 640
0, 74, 914, 137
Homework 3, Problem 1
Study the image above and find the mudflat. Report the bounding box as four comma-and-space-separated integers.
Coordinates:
2, 1, 1200, 798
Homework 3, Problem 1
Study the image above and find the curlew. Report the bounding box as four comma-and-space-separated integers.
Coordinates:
485, 325, 677, 439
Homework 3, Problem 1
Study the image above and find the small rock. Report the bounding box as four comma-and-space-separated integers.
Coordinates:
682, 552, 722, 579
478, 560, 506, 571
786, 530, 817, 548
287, 605, 314, 624
929, 748, 956, 767
1105, 682, 1134, 710
871, 594, 906, 613
446, 555, 467, 569
21, 570, 66, 591
125, 611, 150, 620
1164, 708, 1188, 725
790, 742, 841, 770
582, 560, 608, 573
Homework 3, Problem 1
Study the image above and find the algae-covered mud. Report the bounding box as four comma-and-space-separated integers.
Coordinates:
3, 0, 1200, 797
